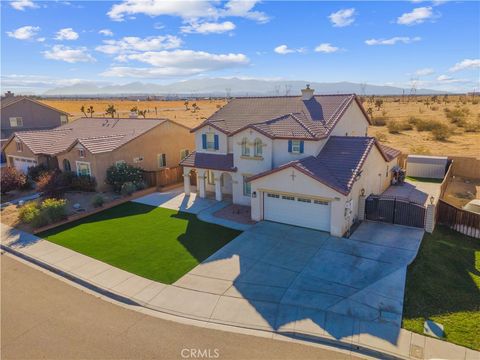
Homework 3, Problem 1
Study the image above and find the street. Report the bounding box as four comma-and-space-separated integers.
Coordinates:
1, 254, 361, 360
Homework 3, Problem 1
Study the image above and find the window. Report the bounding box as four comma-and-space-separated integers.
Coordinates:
76, 161, 91, 177
207, 170, 215, 185
78, 148, 85, 158
116, 160, 126, 167
241, 137, 250, 156
282, 195, 294, 201
9, 117, 23, 127
291, 140, 301, 153
157, 154, 166, 168
60, 115, 68, 125
254, 138, 262, 157
15, 140, 23, 152
297, 197, 312, 203
267, 193, 279, 198
180, 149, 190, 160
63, 159, 71, 172
206, 133, 215, 150
314, 199, 328, 205
242, 175, 251, 196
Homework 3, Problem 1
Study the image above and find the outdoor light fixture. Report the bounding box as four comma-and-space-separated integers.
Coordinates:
430, 196, 435, 204
252, 191, 257, 198
361, 188, 365, 196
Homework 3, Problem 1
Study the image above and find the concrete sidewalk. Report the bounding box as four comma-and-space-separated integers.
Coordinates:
1, 224, 477, 360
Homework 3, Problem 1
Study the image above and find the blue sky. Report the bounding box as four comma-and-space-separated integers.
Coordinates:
1, 0, 479, 94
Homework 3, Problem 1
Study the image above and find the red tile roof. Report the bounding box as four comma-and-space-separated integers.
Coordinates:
379, 144, 402, 161
180, 151, 236, 172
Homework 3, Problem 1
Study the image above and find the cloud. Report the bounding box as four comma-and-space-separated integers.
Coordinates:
10, 0, 38, 11
96, 35, 182, 54
314, 43, 340, 53
1, 74, 108, 90
329, 8, 356, 27
449, 59, 480, 72
55, 28, 79, 41
43, 45, 96, 63
6, 26, 40, 40
397, 7, 435, 25
181, 21, 236, 34
274, 44, 305, 55
365, 36, 421, 45
415, 68, 435, 76
107, 0, 268, 23
436, 74, 469, 83
102, 49, 249, 78
99, 29, 114, 36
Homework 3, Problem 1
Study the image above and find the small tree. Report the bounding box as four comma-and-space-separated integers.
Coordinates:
374, 99, 383, 111
105, 163, 144, 193
184, 100, 189, 111
366, 107, 373, 119
105, 104, 117, 118
80, 105, 87, 117
130, 106, 138, 113
1, 167, 27, 194
87, 105, 95, 118
137, 109, 147, 118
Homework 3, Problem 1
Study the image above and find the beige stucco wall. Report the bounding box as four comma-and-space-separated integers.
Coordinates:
330, 101, 370, 137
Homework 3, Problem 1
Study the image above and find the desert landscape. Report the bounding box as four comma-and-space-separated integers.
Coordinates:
41, 95, 480, 157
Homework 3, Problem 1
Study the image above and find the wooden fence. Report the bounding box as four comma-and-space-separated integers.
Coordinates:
439, 160, 454, 199
436, 199, 480, 238
143, 166, 183, 188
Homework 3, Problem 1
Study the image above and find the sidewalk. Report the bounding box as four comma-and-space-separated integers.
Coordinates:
1, 223, 477, 360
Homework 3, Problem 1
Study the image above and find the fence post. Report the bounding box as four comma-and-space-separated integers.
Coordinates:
358, 195, 366, 221
425, 203, 436, 233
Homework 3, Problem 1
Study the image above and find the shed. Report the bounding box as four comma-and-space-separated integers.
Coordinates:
406, 155, 448, 179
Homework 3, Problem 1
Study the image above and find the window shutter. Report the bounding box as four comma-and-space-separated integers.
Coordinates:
300, 140, 304, 153
288, 140, 292, 152
214, 134, 219, 150
202, 134, 207, 149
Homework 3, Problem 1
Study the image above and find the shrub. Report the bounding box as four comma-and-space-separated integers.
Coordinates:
40, 198, 67, 223
372, 117, 387, 126
464, 120, 480, 132
71, 175, 97, 192
409, 145, 431, 155
37, 170, 63, 198
415, 118, 442, 132
19, 198, 67, 228
121, 182, 137, 196
444, 107, 469, 127
56, 171, 77, 187
387, 120, 413, 134
18, 201, 40, 224
106, 163, 144, 193
430, 105, 439, 111
1, 167, 27, 194
91, 194, 104, 208
27, 164, 48, 182
431, 123, 452, 140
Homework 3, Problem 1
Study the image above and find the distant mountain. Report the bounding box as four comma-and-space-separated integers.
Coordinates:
42, 78, 447, 97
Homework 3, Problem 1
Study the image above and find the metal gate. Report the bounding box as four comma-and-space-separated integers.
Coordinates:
365, 195, 426, 228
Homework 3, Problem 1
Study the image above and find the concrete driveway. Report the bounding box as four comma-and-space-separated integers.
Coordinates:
174, 221, 424, 333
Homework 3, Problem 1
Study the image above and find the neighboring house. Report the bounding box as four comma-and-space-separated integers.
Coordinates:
180, 86, 400, 236
2, 118, 194, 190
0, 92, 69, 139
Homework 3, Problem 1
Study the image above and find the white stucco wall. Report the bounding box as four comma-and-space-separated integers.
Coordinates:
194, 125, 228, 154
271, 139, 323, 167
330, 101, 370, 137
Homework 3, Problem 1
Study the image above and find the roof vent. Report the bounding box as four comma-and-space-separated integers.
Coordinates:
301, 84, 314, 101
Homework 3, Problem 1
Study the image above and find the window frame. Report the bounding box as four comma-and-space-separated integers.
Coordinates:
242, 175, 251, 196
60, 115, 68, 125
241, 137, 250, 157
254, 138, 262, 157
206, 133, 215, 150
76, 161, 91, 177
291, 140, 301, 154
157, 153, 166, 168
9, 117, 23, 128
15, 140, 23, 152
78, 148, 85, 158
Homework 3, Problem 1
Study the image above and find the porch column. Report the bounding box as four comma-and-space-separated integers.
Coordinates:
183, 174, 191, 196
214, 172, 222, 202
197, 170, 206, 198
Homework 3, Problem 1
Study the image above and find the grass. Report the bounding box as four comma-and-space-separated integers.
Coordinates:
403, 226, 480, 350
38, 202, 241, 284
406, 176, 444, 184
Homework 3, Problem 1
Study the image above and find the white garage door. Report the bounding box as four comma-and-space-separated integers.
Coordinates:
264, 192, 331, 232
10, 157, 37, 173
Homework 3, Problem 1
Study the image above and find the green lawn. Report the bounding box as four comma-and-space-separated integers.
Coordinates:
39, 202, 241, 284
405, 176, 444, 184
403, 226, 480, 350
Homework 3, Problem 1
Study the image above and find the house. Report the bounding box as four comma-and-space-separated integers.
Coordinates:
180, 85, 400, 236
2, 117, 194, 190
1, 92, 70, 139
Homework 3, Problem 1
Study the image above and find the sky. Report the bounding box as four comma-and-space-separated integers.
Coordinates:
1, 0, 479, 94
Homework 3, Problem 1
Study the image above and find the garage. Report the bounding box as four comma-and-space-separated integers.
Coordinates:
9, 156, 37, 173
263, 192, 331, 232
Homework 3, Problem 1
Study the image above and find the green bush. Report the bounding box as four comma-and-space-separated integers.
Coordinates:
18, 202, 41, 224
40, 198, 68, 223
387, 120, 413, 133
27, 164, 49, 182
106, 163, 144, 193
431, 123, 452, 140
121, 182, 137, 196
91, 194, 104, 208
71, 175, 97, 192
19, 198, 67, 228
1, 167, 27, 194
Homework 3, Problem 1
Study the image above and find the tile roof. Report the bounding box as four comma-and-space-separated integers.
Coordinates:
11, 118, 165, 155
379, 144, 401, 161
193, 95, 364, 139
180, 151, 236, 172
1, 96, 70, 115
249, 136, 394, 195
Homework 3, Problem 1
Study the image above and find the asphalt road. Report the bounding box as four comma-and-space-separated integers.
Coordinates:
1, 254, 361, 360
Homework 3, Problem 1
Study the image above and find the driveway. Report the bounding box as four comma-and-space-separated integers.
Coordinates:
174, 221, 424, 332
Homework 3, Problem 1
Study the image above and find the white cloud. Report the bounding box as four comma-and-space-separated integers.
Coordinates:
397, 7, 435, 25
55, 28, 79, 41
449, 59, 480, 72
274, 44, 305, 55
314, 43, 340, 53
102, 49, 249, 78
43, 45, 96, 63
436, 74, 469, 83
6, 26, 40, 40
181, 21, 236, 34
329, 8, 356, 27
365, 36, 421, 45
221, 0, 269, 23
96, 35, 182, 54
415, 68, 435, 76
10, 0, 38, 11
99, 29, 114, 36
37, 37, 46, 42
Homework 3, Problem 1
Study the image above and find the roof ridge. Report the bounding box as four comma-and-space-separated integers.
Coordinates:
325, 94, 354, 126
289, 113, 318, 138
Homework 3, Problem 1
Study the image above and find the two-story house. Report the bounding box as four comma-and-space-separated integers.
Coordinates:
180, 86, 400, 236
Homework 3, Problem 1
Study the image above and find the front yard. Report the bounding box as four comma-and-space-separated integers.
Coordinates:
403, 226, 480, 350
39, 202, 241, 284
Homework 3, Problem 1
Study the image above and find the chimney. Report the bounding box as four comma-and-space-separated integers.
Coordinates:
301, 84, 314, 101
4, 91, 14, 98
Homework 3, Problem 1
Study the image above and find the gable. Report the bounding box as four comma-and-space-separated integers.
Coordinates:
330, 100, 370, 137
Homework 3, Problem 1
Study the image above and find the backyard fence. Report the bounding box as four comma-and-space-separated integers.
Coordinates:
439, 160, 454, 199
436, 199, 480, 238
143, 166, 183, 188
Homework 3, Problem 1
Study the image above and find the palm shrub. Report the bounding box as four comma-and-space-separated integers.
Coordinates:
1, 167, 27, 194
106, 163, 144, 193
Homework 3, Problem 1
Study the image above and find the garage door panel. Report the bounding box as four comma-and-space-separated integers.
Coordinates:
11, 157, 37, 173
264, 192, 330, 232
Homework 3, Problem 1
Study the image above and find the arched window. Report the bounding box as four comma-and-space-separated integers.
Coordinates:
241, 137, 250, 156
254, 138, 262, 157
63, 159, 71, 172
